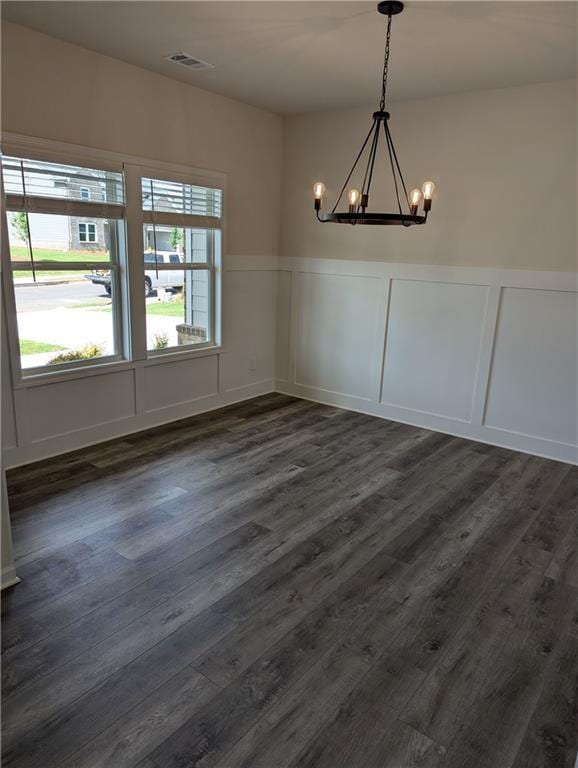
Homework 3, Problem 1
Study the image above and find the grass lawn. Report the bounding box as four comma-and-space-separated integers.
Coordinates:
20, 339, 65, 356
145, 302, 184, 317
11, 247, 109, 278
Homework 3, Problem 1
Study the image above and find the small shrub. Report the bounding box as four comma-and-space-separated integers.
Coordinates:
48, 342, 104, 365
152, 331, 169, 349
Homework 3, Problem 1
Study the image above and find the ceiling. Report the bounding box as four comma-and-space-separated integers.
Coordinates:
2, 1, 576, 114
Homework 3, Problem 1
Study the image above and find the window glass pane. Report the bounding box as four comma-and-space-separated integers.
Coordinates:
141, 177, 221, 218
2, 156, 124, 204
14, 270, 118, 370
7, 212, 117, 271
142, 225, 211, 264
146, 270, 210, 351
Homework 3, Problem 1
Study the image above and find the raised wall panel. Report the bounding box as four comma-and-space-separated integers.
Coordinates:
275, 270, 292, 383
4, 262, 278, 466
1, 325, 17, 451
381, 279, 489, 421
295, 272, 382, 400
28, 370, 135, 441
484, 287, 578, 445
220, 270, 277, 392
143, 354, 219, 412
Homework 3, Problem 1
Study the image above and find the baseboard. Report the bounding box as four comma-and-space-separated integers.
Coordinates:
4, 379, 275, 469
275, 381, 578, 466
1, 566, 21, 591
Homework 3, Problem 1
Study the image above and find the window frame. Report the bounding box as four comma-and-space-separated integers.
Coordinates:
1, 135, 226, 387
80, 186, 91, 201
138, 168, 222, 358
1, 158, 126, 379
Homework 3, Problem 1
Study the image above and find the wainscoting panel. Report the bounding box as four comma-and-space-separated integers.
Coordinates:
219, 269, 278, 393
484, 287, 578, 446
381, 279, 489, 421
143, 354, 219, 413
295, 271, 383, 401
276, 270, 292, 384
1, 324, 17, 451
2, 257, 277, 467
27, 370, 136, 442
277, 257, 577, 464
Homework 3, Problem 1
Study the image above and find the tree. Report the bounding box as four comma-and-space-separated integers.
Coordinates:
170, 227, 183, 251
10, 212, 30, 246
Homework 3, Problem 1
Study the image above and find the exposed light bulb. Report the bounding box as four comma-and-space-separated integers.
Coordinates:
421, 180, 435, 213
422, 181, 435, 200
313, 182, 326, 199
409, 188, 422, 215
313, 181, 326, 212
348, 188, 361, 206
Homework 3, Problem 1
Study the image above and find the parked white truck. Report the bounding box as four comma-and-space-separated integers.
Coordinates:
85, 252, 184, 297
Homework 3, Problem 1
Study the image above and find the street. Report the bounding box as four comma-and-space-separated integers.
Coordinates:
14, 278, 180, 368
15, 278, 110, 311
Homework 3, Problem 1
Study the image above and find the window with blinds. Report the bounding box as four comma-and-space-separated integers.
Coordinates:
1, 151, 223, 377
2, 156, 124, 207
140, 174, 221, 354
2, 155, 125, 373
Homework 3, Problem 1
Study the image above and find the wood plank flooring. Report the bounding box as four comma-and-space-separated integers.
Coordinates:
2, 393, 577, 768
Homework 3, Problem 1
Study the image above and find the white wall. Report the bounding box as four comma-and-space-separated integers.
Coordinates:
1, 28, 576, 484
281, 80, 576, 271
276, 258, 577, 464
1, 472, 18, 589
2, 256, 278, 468
1, 22, 282, 471
276, 80, 577, 465
1, 22, 283, 258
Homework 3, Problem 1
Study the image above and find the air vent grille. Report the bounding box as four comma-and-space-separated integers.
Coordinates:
165, 52, 213, 70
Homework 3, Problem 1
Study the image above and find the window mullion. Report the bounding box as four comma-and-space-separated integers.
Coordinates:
122, 164, 147, 362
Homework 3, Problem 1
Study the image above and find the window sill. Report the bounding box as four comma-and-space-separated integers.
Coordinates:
13, 344, 223, 389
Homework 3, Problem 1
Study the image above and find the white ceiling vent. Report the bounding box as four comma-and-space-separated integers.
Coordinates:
165, 52, 213, 71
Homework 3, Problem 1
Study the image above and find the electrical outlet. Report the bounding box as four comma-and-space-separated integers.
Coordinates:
249, 357, 257, 372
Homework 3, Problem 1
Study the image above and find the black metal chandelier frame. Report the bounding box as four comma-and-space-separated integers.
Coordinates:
314, 0, 434, 226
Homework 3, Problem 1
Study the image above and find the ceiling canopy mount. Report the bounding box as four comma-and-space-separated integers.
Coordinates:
377, 1, 405, 16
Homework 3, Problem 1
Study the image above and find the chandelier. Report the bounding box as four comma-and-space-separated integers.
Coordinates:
313, 1, 435, 226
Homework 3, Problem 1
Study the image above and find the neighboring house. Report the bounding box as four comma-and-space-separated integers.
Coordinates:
144, 227, 173, 252
59, 177, 107, 252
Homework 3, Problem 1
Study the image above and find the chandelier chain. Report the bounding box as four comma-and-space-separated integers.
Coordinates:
379, 13, 393, 110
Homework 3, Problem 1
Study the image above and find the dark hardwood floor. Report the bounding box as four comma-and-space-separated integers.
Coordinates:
2, 393, 577, 768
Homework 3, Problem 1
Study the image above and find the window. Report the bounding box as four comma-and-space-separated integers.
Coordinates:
78, 222, 97, 243
2, 156, 125, 374
141, 176, 222, 353
1, 152, 223, 378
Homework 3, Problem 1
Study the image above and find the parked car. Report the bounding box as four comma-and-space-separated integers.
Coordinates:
85, 252, 184, 297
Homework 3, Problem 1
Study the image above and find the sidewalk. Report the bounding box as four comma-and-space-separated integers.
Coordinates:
13, 274, 86, 286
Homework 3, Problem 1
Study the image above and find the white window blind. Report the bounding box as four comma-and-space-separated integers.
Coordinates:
2, 156, 124, 206
141, 177, 222, 219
